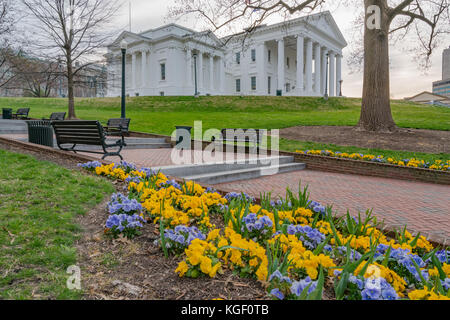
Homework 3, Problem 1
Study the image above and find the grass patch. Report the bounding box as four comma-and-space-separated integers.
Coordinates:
1, 96, 449, 134
0, 150, 115, 299
279, 138, 450, 163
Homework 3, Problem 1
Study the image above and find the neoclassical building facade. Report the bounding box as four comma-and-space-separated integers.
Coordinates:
106, 11, 347, 97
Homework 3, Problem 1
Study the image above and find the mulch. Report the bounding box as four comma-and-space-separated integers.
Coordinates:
280, 126, 450, 154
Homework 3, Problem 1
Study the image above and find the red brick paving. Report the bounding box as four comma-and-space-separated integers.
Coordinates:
216, 170, 450, 244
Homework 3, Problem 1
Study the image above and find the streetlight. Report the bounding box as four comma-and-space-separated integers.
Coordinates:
120, 40, 128, 118
324, 53, 329, 100
193, 52, 199, 97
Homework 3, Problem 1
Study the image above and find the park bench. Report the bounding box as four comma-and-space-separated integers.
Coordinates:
103, 118, 131, 145
51, 120, 126, 160
213, 128, 266, 148
43, 112, 66, 121
12, 108, 30, 120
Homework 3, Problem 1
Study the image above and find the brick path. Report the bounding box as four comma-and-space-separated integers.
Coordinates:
216, 170, 450, 244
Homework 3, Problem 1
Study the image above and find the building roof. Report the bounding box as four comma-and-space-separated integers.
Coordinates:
405, 91, 450, 103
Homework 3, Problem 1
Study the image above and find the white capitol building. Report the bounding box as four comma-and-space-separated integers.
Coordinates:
106, 11, 347, 97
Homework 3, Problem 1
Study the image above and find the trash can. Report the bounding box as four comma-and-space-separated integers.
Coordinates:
276, 90, 282, 97
2, 108, 12, 119
26, 120, 54, 148
175, 126, 192, 150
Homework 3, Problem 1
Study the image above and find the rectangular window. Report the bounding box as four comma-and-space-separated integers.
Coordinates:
236, 52, 241, 65
268, 76, 271, 94
236, 79, 241, 92
251, 49, 256, 62
268, 50, 271, 63
160, 63, 166, 80
287, 57, 290, 69
286, 83, 291, 93
251, 76, 256, 91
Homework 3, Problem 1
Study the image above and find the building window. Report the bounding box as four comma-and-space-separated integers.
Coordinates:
268, 76, 271, 94
286, 83, 291, 92
160, 63, 166, 80
268, 50, 271, 63
251, 49, 256, 62
236, 79, 241, 92
236, 52, 240, 65
287, 57, 290, 69
251, 76, 256, 91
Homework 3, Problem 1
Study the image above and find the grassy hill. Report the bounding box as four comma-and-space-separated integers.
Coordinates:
1, 96, 449, 135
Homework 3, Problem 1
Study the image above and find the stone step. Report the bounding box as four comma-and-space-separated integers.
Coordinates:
155, 156, 295, 177
69, 142, 171, 150
182, 162, 306, 185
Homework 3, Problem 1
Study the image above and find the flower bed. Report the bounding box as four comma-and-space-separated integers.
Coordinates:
296, 150, 450, 171
78, 161, 450, 300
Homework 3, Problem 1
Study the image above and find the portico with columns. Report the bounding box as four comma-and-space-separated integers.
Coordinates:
106, 11, 346, 97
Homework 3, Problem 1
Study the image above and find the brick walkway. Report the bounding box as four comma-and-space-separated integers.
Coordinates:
216, 170, 450, 244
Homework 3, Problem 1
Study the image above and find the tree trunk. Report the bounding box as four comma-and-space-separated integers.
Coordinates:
66, 53, 77, 120
358, 0, 397, 132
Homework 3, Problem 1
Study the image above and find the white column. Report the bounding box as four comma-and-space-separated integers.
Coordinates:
329, 52, 335, 97
131, 52, 137, 91
209, 54, 214, 93
186, 49, 192, 87
277, 39, 285, 93
141, 50, 147, 89
321, 47, 327, 95
219, 56, 225, 94
198, 52, 203, 93
305, 39, 313, 94
256, 42, 266, 95
296, 35, 304, 95
314, 43, 321, 96
336, 54, 342, 96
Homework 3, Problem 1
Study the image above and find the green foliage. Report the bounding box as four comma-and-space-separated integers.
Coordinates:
0, 150, 114, 299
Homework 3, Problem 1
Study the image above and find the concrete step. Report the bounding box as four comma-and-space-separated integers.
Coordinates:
71, 142, 171, 150
183, 162, 306, 184
154, 156, 295, 177
0, 129, 28, 134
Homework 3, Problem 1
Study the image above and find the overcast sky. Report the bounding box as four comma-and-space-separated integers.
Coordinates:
115, 0, 448, 99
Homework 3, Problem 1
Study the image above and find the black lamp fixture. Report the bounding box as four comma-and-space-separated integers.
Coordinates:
324, 52, 329, 100
193, 52, 199, 97
120, 40, 128, 118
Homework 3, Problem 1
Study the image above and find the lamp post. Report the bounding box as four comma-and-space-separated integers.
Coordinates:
193, 52, 198, 97
324, 53, 329, 100
120, 40, 128, 119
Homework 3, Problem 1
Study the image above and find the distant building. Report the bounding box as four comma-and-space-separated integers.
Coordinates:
405, 91, 450, 107
432, 46, 450, 98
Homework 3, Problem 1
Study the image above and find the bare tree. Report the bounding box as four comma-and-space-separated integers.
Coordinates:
9, 54, 61, 97
21, 0, 123, 119
170, 0, 449, 132
0, 0, 19, 88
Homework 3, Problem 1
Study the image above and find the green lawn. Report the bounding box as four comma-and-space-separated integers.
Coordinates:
0, 150, 114, 299
1, 96, 449, 161
1, 96, 449, 134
